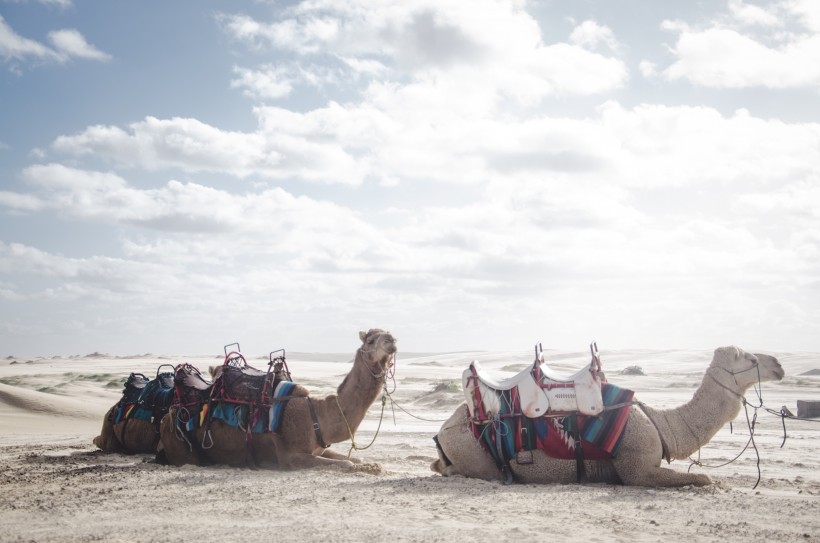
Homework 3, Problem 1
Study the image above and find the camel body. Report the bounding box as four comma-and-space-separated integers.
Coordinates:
93, 406, 160, 453
159, 329, 397, 469
431, 346, 783, 487
93, 371, 174, 454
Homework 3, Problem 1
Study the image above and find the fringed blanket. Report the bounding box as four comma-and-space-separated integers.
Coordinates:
472, 382, 634, 467
204, 380, 298, 434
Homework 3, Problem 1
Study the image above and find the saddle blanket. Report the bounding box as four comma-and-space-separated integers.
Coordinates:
113, 377, 174, 425
208, 380, 297, 434
472, 383, 634, 466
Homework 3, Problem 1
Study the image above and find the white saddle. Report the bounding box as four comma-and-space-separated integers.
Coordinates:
463, 345, 605, 419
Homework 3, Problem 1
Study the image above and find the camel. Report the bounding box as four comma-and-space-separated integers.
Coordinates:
93, 405, 162, 454
93, 370, 174, 454
431, 346, 784, 487
159, 329, 397, 469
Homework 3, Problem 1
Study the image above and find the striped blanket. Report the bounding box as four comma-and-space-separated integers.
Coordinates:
472, 382, 634, 466
207, 380, 298, 434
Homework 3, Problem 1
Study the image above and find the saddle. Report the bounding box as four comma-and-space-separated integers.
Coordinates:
136, 365, 175, 420
464, 342, 605, 419
120, 372, 150, 404
210, 346, 294, 407
173, 363, 212, 408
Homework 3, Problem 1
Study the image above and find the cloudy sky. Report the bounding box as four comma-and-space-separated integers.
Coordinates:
1, 0, 818, 357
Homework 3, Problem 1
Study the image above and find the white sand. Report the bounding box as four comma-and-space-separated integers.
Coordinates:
1, 348, 819, 542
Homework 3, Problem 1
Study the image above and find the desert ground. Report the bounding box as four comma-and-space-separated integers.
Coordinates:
1, 347, 818, 542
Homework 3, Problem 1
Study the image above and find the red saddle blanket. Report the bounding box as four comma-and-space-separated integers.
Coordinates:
470, 382, 634, 464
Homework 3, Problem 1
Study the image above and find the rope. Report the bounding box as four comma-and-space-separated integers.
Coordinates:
384, 396, 449, 422
336, 392, 388, 459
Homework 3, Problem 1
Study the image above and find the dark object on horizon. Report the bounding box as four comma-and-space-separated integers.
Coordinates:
796, 400, 820, 419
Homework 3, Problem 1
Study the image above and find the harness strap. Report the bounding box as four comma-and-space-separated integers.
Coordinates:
636, 401, 672, 463
307, 397, 330, 449
572, 413, 585, 483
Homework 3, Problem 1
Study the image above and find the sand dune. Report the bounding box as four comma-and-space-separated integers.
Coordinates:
1, 348, 819, 542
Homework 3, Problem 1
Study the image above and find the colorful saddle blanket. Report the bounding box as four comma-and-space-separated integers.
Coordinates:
113, 371, 174, 425
207, 380, 299, 434
471, 382, 635, 466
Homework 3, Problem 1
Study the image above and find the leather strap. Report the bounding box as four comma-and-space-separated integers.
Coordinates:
307, 397, 330, 448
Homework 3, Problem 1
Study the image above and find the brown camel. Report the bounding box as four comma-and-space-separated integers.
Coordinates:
159, 328, 397, 469
93, 405, 161, 454
93, 371, 175, 454
431, 346, 784, 487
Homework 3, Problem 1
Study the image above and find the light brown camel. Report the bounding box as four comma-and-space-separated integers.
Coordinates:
431, 346, 783, 487
159, 329, 397, 469
93, 405, 161, 454
93, 371, 175, 454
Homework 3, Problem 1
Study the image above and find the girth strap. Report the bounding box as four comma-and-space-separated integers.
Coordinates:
307, 397, 330, 449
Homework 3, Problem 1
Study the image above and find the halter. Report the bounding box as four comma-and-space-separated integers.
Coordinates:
691, 356, 766, 488
706, 357, 762, 403
336, 333, 397, 458
357, 332, 397, 382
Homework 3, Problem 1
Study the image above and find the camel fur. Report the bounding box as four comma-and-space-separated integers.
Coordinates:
431, 346, 783, 487
93, 410, 160, 453
159, 329, 397, 469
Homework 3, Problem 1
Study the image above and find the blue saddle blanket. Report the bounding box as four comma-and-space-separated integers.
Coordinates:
210, 380, 297, 434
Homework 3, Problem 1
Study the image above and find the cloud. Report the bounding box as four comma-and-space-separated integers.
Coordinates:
231, 64, 294, 100
217, 0, 627, 100
0, 15, 57, 62
660, 0, 820, 89
0, 15, 110, 67
569, 20, 621, 52
47, 29, 111, 61
51, 115, 366, 185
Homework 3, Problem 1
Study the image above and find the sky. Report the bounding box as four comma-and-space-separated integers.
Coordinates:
1, 0, 819, 357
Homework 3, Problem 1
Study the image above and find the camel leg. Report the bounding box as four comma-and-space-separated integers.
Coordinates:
281, 452, 356, 470
616, 463, 712, 487
319, 448, 363, 464
613, 410, 712, 487
93, 406, 122, 452
158, 410, 202, 467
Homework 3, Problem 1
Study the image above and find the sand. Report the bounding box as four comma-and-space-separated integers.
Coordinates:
1, 348, 818, 542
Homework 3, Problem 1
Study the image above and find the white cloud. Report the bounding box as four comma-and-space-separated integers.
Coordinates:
231, 64, 294, 100
728, 0, 782, 27
0, 15, 111, 66
47, 28, 111, 61
52, 116, 366, 185
569, 20, 621, 52
218, 0, 627, 101
638, 60, 657, 78
0, 15, 57, 62
660, 1, 820, 89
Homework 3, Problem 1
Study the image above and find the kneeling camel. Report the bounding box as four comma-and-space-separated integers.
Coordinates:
160, 329, 397, 469
432, 346, 783, 487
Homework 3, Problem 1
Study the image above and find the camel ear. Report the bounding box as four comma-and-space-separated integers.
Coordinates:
359, 330, 367, 342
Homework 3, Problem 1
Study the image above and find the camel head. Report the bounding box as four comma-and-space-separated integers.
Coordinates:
710, 346, 784, 391
358, 328, 398, 375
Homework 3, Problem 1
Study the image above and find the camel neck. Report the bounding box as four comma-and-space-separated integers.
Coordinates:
312, 349, 386, 445
650, 367, 743, 459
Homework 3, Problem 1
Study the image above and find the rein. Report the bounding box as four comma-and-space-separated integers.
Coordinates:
683, 361, 775, 489
335, 345, 396, 458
